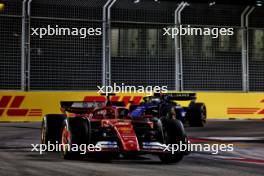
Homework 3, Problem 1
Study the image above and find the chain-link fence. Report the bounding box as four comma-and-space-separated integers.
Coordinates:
0, 0, 22, 90
248, 8, 264, 91
181, 4, 244, 91
0, 0, 263, 91
110, 1, 178, 90
28, 0, 105, 90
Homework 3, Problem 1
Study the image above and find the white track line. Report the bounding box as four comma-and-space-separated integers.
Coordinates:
199, 137, 264, 141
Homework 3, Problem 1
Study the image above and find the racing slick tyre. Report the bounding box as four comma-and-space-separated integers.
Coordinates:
60, 117, 90, 160
41, 114, 66, 146
158, 118, 187, 163
188, 103, 207, 127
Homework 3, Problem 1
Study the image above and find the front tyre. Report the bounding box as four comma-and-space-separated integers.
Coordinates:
159, 118, 187, 163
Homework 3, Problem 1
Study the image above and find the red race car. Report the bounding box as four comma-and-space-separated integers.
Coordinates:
41, 94, 188, 163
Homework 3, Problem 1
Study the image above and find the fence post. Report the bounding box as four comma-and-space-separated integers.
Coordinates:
21, 0, 28, 91
102, 0, 116, 88
106, 0, 117, 87
174, 2, 188, 91
26, 0, 33, 91
102, 0, 112, 88
241, 6, 255, 92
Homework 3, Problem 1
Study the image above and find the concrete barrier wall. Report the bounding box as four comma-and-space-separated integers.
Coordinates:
0, 92, 263, 122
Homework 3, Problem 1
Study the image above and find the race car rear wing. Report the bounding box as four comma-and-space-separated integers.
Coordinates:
154, 93, 197, 101
60, 101, 103, 113
166, 93, 196, 101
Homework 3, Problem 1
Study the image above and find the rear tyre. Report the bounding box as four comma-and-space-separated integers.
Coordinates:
158, 118, 187, 163
41, 114, 66, 146
188, 103, 206, 127
60, 117, 89, 160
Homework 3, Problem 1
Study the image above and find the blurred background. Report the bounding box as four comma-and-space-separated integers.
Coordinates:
0, 0, 263, 92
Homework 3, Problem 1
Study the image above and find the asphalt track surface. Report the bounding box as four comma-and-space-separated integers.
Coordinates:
0, 120, 264, 176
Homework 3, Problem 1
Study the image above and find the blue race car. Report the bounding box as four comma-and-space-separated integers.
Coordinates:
130, 93, 207, 127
